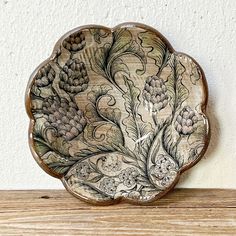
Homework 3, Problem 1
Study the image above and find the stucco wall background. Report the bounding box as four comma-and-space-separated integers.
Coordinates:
0, 0, 235, 189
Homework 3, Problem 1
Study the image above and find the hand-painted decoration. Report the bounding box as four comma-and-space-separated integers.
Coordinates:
26, 23, 210, 204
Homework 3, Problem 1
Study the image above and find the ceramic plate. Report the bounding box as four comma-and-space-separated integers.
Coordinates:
26, 23, 210, 204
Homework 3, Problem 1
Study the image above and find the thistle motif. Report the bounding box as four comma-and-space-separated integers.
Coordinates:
175, 106, 198, 135
143, 75, 168, 112
62, 31, 86, 52
34, 64, 55, 87
59, 59, 89, 95
42, 96, 87, 141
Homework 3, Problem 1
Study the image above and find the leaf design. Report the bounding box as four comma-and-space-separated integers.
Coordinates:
108, 29, 146, 75
99, 107, 121, 126
90, 44, 110, 78
84, 84, 124, 149
90, 174, 103, 183
85, 103, 102, 123
188, 143, 205, 162
122, 76, 152, 143
84, 122, 123, 150
190, 62, 201, 85
109, 29, 133, 57
139, 129, 159, 160
33, 121, 71, 157
90, 28, 146, 93
86, 84, 121, 125
34, 138, 51, 156
110, 58, 130, 79
74, 147, 110, 158
162, 125, 178, 160
76, 182, 112, 200
50, 137, 71, 156
90, 29, 109, 44
175, 62, 189, 108
87, 84, 113, 104
138, 31, 168, 69
119, 39, 146, 75
42, 151, 76, 175
166, 55, 189, 110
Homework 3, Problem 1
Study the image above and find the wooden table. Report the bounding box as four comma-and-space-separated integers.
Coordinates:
0, 189, 235, 235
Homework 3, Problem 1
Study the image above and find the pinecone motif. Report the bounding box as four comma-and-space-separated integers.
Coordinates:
62, 31, 86, 52
42, 96, 87, 141
59, 59, 89, 94
143, 75, 168, 112
174, 106, 198, 135
34, 64, 55, 87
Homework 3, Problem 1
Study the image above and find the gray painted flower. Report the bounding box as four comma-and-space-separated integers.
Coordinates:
175, 106, 198, 135
119, 167, 139, 188
42, 96, 87, 141
99, 178, 118, 195
161, 171, 177, 187
151, 154, 177, 187
76, 162, 91, 180
143, 75, 168, 112
101, 155, 121, 172
59, 59, 89, 94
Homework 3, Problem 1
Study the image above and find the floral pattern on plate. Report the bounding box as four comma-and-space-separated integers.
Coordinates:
26, 23, 210, 204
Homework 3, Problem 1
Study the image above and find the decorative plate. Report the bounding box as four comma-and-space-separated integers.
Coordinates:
26, 23, 210, 205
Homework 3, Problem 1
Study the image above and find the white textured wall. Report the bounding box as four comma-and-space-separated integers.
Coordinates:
0, 0, 235, 189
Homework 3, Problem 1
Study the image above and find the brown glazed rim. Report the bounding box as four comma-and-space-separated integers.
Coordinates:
25, 22, 210, 205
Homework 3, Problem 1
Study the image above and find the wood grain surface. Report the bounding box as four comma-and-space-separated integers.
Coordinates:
0, 189, 235, 235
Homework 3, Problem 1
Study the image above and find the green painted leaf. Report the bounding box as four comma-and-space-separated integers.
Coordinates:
90, 43, 110, 77
138, 31, 167, 69
50, 137, 71, 156
42, 151, 76, 175
108, 29, 146, 76
110, 57, 130, 78
34, 139, 51, 157
90, 29, 109, 44
109, 29, 133, 57
90, 28, 146, 92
